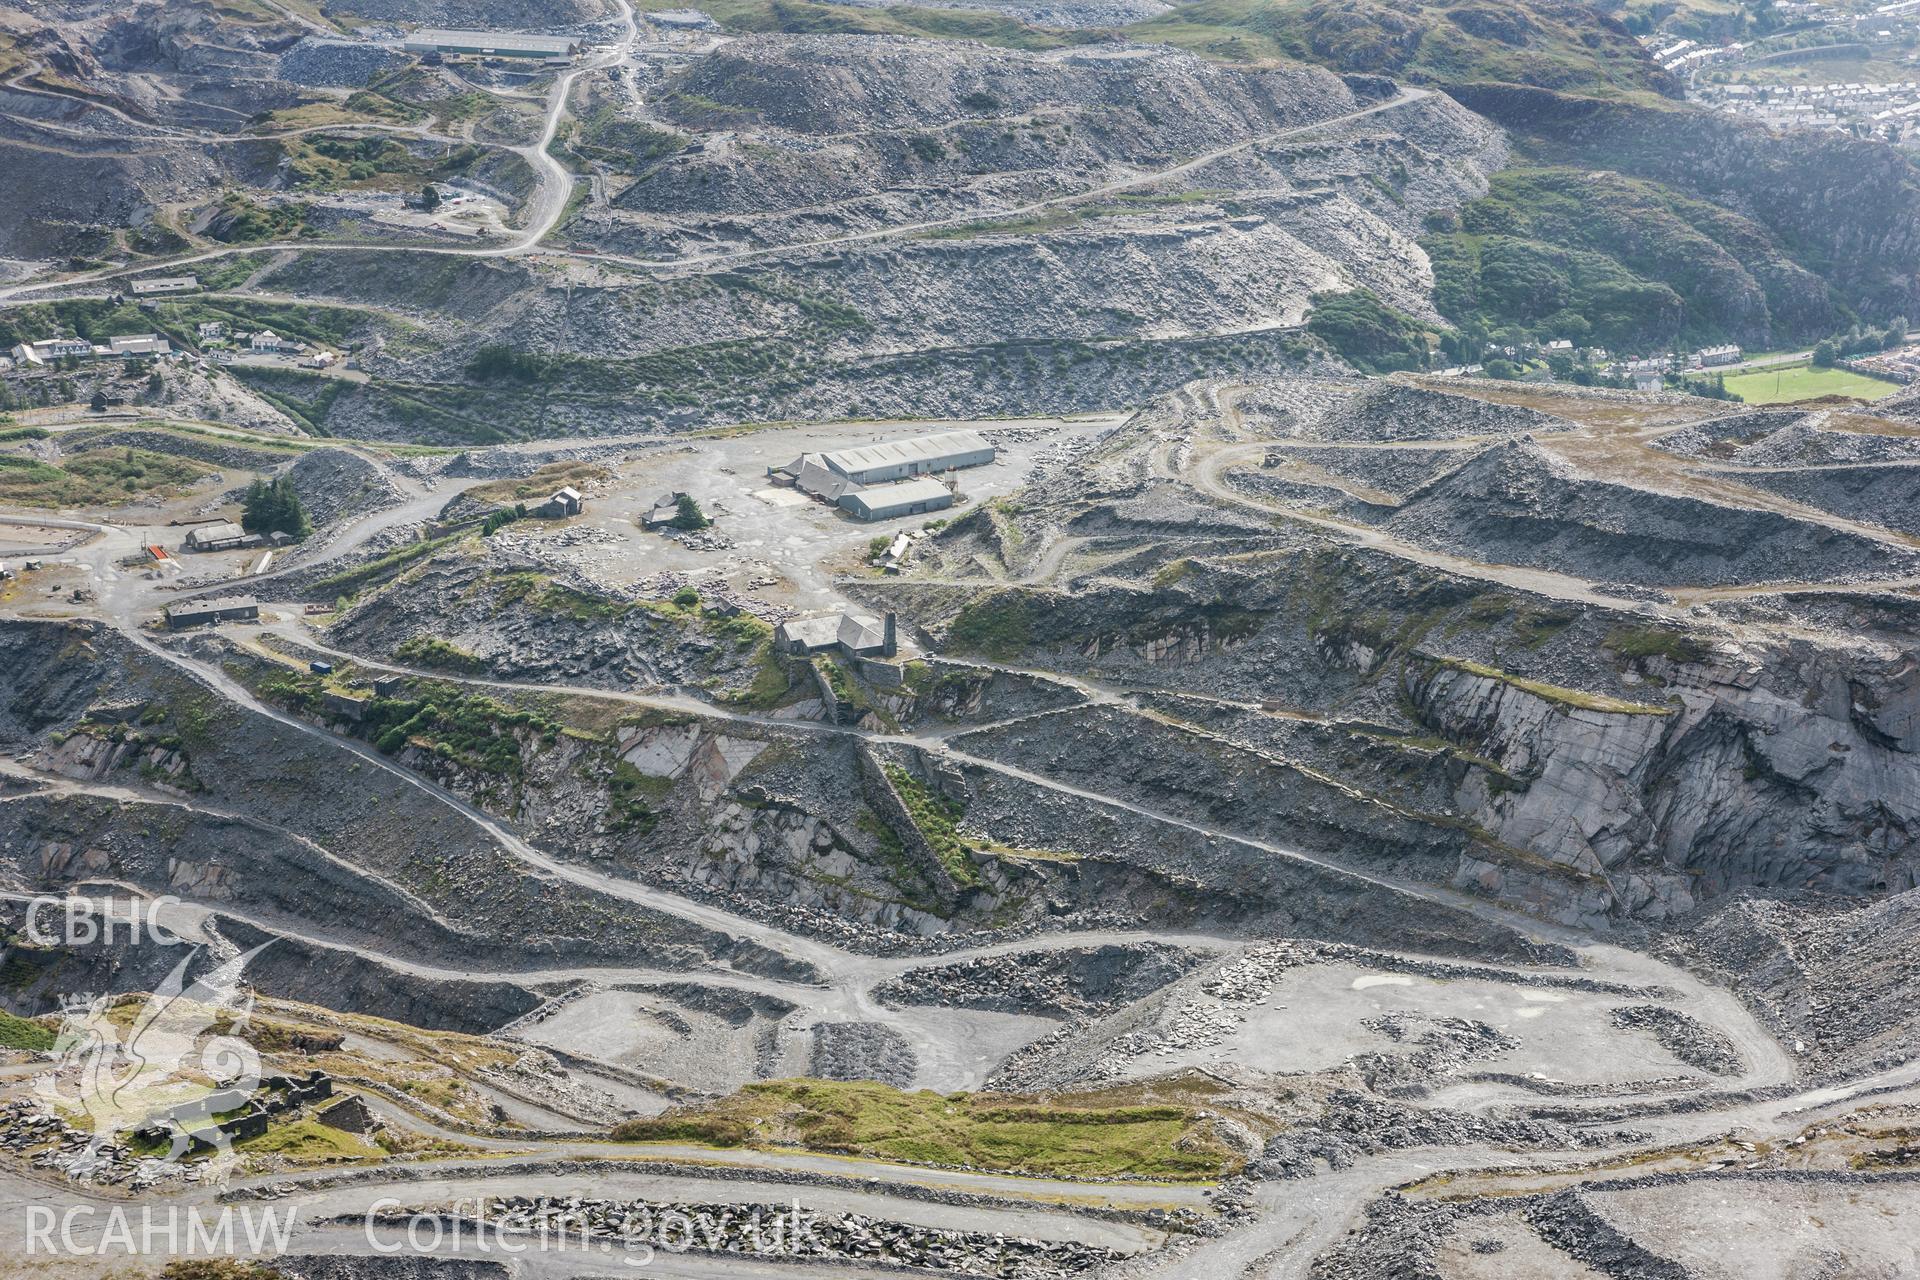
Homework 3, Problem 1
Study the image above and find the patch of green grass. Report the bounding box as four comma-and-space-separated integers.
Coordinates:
722, 642, 795, 710
1305, 288, 1433, 374
464, 460, 611, 506
395, 635, 487, 674
1153, 558, 1195, 587
208, 192, 312, 244
0, 448, 210, 507
947, 591, 1034, 660
278, 134, 489, 194
609, 759, 673, 833
815, 656, 871, 713
1603, 625, 1710, 665
311, 532, 465, 601
0, 1010, 54, 1051
612, 1078, 1239, 1180
1437, 657, 1673, 716
1719, 362, 1898, 405
1424, 166, 1847, 354
920, 208, 1083, 240
234, 1116, 381, 1161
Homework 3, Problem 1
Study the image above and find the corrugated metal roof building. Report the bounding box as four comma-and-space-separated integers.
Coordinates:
164, 596, 259, 629
818, 430, 993, 486
402, 29, 580, 57
184, 521, 251, 551
839, 478, 955, 522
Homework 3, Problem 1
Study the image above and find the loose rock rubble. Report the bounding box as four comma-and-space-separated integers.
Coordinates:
0, 1101, 199, 1189
1609, 1005, 1745, 1078
365, 1195, 1122, 1277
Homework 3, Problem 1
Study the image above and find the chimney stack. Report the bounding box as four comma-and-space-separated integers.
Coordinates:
883, 611, 897, 658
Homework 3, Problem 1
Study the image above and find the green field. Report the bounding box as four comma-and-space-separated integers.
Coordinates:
1718, 362, 1900, 405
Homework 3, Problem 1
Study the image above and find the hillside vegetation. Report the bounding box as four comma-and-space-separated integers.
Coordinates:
1446, 85, 1920, 342
1131, 0, 1681, 96
1422, 166, 1842, 349
613, 1078, 1244, 1179
654, 0, 1680, 98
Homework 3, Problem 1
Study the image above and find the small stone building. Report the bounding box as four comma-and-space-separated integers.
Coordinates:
774, 610, 896, 659
163, 596, 259, 629
531, 486, 583, 518
183, 521, 253, 552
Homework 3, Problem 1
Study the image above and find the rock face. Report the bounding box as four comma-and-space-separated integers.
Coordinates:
1668, 889, 1920, 1075
868, 376, 1920, 931
1376, 439, 1920, 587
1408, 643, 1920, 921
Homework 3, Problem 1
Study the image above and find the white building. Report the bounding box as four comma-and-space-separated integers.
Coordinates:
250, 330, 288, 353
770, 428, 993, 520
129, 276, 198, 296
100, 334, 171, 358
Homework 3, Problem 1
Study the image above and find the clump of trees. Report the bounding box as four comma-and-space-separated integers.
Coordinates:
669, 493, 709, 531
481, 503, 526, 536
240, 474, 310, 540
1813, 319, 1909, 367
466, 344, 551, 383
1305, 289, 1432, 375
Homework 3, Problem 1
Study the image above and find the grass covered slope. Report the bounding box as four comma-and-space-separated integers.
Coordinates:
0, 449, 211, 507
1129, 0, 1679, 96
633, 0, 1100, 50
1422, 166, 1844, 350
1449, 85, 1920, 339
648, 0, 1678, 98
613, 1078, 1244, 1180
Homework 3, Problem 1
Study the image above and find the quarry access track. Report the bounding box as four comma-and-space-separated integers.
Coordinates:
1184, 383, 1920, 614
106, 620, 1794, 1097
0, 83, 1434, 303
0, 621, 1823, 1279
